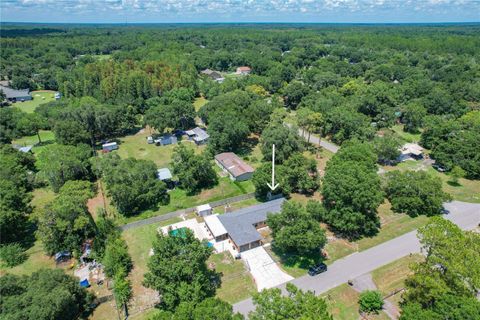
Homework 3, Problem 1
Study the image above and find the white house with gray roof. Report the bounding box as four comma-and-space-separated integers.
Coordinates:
204, 198, 285, 253
0, 85, 32, 102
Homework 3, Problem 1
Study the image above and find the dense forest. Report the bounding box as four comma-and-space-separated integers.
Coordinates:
1, 24, 479, 320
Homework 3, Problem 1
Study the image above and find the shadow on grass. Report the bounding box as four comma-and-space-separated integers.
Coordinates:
270, 244, 324, 271
446, 181, 461, 187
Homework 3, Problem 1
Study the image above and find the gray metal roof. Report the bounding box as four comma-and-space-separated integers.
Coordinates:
0, 85, 31, 99
218, 198, 285, 247
157, 168, 173, 181
192, 127, 209, 142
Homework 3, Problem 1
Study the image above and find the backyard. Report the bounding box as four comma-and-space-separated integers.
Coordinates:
12, 90, 56, 113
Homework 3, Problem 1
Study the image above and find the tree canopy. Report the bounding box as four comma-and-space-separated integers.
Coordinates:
0, 269, 93, 320
249, 283, 333, 320
143, 229, 217, 311
400, 217, 480, 319
267, 201, 326, 255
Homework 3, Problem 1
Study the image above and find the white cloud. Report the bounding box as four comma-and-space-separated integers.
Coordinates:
1, 0, 479, 20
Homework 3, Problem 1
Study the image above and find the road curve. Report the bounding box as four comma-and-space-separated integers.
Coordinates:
233, 201, 480, 317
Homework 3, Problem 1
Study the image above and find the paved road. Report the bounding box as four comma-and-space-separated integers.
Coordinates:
298, 129, 340, 153
233, 201, 480, 317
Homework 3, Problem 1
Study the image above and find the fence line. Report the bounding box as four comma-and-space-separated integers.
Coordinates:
120, 192, 256, 231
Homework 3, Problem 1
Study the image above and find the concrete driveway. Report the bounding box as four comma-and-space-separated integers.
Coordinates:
233, 201, 480, 316
241, 247, 293, 291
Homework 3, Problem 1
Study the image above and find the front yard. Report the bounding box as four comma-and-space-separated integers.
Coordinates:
322, 254, 422, 320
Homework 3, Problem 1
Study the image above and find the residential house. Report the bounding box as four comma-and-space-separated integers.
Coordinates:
236, 66, 251, 75
186, 127, 209, 145
0, 85, 32, 102
212, 198, 284, 253
398, 143, 424, 162
215, 152, 254, 181
201, 69, 225, 83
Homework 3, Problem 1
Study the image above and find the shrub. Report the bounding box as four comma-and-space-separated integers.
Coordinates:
0, 243, 27, 267
359, 290, 384, 314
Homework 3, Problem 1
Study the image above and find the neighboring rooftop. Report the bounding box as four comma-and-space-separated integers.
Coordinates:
401, 143, 423, 156
215, 152, 254, 178
236, 66, 251, 72
0, 85, 31, 100
157, 168, 173, 181
218, 198, 285, 247
186, 127, 209, 142
12, 145, 33, 153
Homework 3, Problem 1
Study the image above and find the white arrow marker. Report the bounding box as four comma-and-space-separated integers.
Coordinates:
267, 144, 279, 191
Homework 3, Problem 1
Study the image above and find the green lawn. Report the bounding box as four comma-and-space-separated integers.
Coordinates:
12, 130, 55, 153
323, 254, 421, 320
391, 124, 422, 143
269, 201, 428, 277
194, 96, 208, 111
372, 254, 423, 296
116, 177, 255, 225
12, 90, 56, 113
115, 129, 203, 168
383, 160, 480, 203
322, 284, 360, 320
0, 240, 56, 276
208, 252, 257, 304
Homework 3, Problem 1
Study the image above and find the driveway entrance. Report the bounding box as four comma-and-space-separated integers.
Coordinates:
241, 246, 293, 291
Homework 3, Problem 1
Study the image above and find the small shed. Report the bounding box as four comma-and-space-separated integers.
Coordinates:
157, 168, 173, 181
196, 204, 212, 217
102, 142, 118, 152
155, 135, 177, 146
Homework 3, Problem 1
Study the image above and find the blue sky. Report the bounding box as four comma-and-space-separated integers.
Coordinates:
1, 0, 479, 23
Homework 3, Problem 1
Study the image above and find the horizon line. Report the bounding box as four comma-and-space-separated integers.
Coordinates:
2, 21, 480, 25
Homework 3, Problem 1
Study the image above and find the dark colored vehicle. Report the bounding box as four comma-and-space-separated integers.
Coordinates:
308, 263, 327, 276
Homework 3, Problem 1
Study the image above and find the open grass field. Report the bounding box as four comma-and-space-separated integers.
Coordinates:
115, 128, 204, 168
12, 130, 56, 154
390, 124, 422, 143
383, 159, 480, 203
208, 252, 257, 303
193, 96, 208, 111
12, 90, 56, 113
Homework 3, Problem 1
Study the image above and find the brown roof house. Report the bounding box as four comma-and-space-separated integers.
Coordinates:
235, 66, 251, 75
215, 152, 254, 182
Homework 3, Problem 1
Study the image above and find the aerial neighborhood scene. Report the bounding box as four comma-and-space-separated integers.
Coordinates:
1, 1, 480, 320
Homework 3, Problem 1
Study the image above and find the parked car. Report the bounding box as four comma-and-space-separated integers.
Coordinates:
308, 262, 327, 276
433, 164, 446, 172
147, 136, 154, 144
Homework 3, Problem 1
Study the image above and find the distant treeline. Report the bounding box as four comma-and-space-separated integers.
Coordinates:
0, 27, 66, 37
